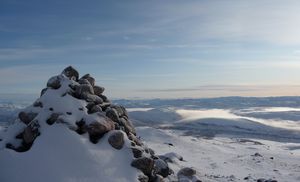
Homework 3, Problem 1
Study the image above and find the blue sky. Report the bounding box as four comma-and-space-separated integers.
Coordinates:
1, 0, 300, 99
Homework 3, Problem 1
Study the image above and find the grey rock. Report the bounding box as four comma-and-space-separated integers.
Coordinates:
23, 127, 36, 144
132, 147, 144, 158
106, 108, 120, 122
131, 157, 154, 176
154, 158, 170, 178
78, 79, 90, 85
253, 152, 263, 157
111, 105, 128, 118
85, 94, 103, 104
62, 66, 79, 81
108, 131, 124, 150
22, 120, 40, 144
120, 118, 136, 135
86, 102, 96, 111
81, 74, 95, 86
128, 132, 142, 146
159, 152, 183, 163
177, 167, 196, 177
111, 105, 125, 117
93, 85, 105, 96
18, 112, 38, 125
99, 94, 109, 102
75, 84, 94, 98
99, 102, 111, 111
90, 105, 103, 114
46, 113, 60, 125
47, 75, 61, 89
87, 119, 114, 144
76, 119, 87, 134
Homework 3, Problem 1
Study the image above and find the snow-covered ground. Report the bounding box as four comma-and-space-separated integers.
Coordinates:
137, 127, 300, 182
1, 97, 300, 181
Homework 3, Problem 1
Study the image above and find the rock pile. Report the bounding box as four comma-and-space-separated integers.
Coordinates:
3, 66, 200, 182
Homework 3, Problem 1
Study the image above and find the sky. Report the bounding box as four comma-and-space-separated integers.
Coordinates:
1, 0, 300, 99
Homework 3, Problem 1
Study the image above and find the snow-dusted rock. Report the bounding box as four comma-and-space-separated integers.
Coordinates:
108, 130, 125, 150
47, 75, 62, 89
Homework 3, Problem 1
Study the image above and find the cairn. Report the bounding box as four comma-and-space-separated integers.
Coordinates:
3, 66, 200, 182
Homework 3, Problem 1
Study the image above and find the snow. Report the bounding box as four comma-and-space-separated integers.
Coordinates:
137, 127, 300, 182
1, 93, 300, 181
0, 126, 139, 182
0, 75, 141, 182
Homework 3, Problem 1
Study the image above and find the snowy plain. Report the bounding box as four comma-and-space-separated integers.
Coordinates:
1, 96, 300, 181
